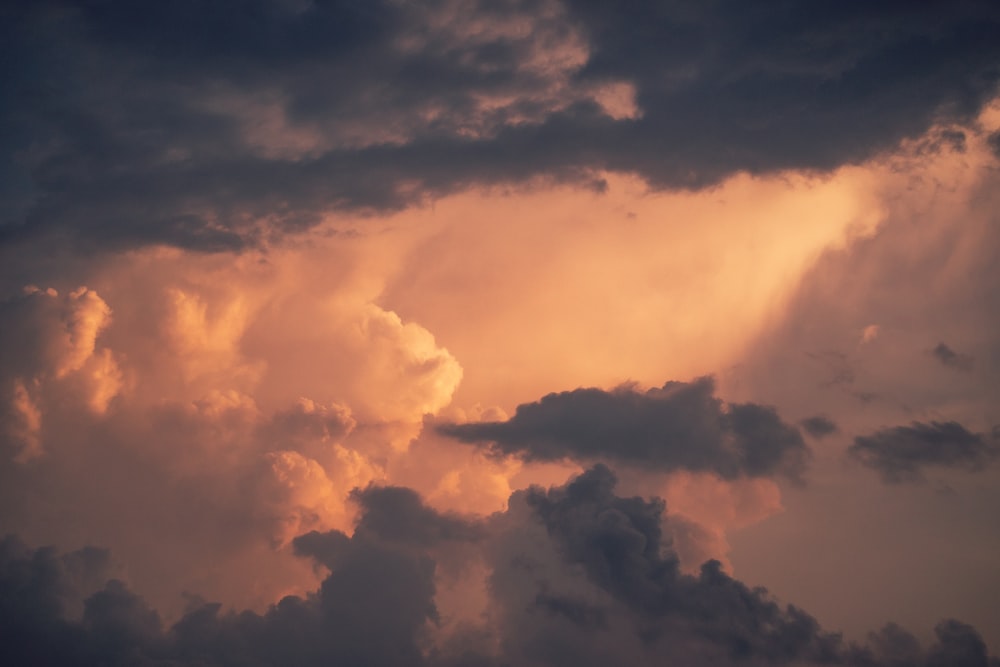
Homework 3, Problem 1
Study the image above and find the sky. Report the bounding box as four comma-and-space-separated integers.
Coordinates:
2, 1, 1000, 665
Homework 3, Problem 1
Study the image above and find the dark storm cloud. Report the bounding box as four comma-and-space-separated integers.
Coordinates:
2, 0, 999, 250
849, 420, 999, 483
532, 588, 609, 630
440, 376, 810, 480
926, 620, 999, 667
517, 465, 842, 663
491, 467, 1000, 666
931, 342, 974, 371
3, 468, 1000, 666
860, 621, 1000, 667
347, 484, 485, 547
293, 483, 483, 568
1, 530, 441, 666
801, 415, 839, 438
0, 535, 144, 666
0, 488, 474, 667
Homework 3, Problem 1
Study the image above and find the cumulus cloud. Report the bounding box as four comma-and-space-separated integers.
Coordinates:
440, 376, 809, 480
2, 0, 998, 249
1, 4, 998, 660
343, 485, 484, 548
849, 421, 999, 483
0, 286, 122, 460
495, 466, 851, 665
0, 249, 466, 616
3, 468, 998, 666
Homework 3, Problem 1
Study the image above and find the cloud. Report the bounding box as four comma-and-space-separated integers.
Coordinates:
0, 5, 996, 661
848, 421, 999, 483
0, 286, 122, 460
724, 112, 1000, 458
440, 376, 809, 480
0, 252, 464, 616
800, 415, 839, 438
344, 484, 484, 548
6, 467, 998, 666
925, 620, 999, 667
3, 0, 998, 249
693, 123, 1000, 647
931, 342, 974, 372
498, 466, 853, 664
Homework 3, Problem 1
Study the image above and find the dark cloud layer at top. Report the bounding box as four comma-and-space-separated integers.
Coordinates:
2, 0, 998, 250
2, 468, 998, 666
440, 376, 809, 480
849, 420, 999, 483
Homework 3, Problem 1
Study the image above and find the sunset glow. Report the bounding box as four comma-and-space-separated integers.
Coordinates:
2, 2, 1000, 665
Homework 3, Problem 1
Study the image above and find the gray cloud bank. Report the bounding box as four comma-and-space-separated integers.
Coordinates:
2, 468, 998, 666
440, 376, 810, 480
2, 0, 999, 250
